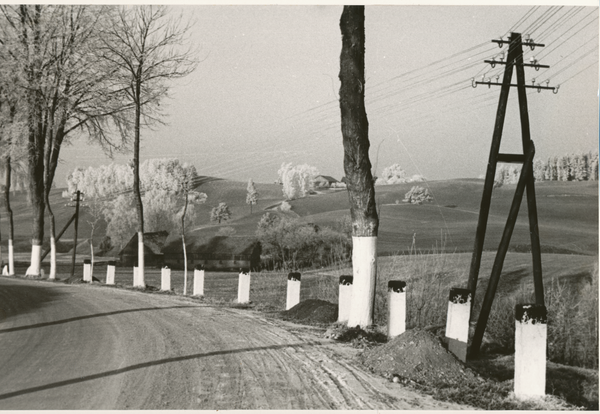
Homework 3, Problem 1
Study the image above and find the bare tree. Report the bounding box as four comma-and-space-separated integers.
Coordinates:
100, 5, 197, 287
339, 6, 379, 327
0, 5, 130, 277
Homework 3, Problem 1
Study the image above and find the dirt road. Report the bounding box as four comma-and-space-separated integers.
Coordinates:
0, 277, 471, 410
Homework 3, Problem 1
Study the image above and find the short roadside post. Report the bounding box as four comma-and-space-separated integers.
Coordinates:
133, 266, 139, 287
338, 275, 353, 323
445, 288, 472, 362
83, 259, 92, 282
286, 272, 301, 310
106, 261, 116, 285
161, 265, 171, 291
514, 304, 547, 400
388, 280, 407, 338
193, 264, 205, 296
238, 268, 251, 304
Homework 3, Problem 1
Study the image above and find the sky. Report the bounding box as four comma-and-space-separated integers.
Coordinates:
57, 2, 599, 186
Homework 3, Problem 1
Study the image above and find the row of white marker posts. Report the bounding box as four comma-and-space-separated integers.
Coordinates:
94, 260, 550, 401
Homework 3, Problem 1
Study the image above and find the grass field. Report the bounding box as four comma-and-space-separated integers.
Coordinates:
2, 178, 597, 259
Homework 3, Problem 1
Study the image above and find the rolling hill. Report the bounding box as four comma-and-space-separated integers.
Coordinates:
0, 178, 597, 258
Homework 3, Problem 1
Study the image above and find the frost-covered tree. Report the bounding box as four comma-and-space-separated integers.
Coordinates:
376, 163, 424, 185
210, 202, 231, 224
246, 178, 259, 213
403, 186, 433, 204
100, 5, 198, 288
277, 162, 319, 200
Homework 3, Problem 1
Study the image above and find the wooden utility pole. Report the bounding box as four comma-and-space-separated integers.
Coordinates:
468, 33, 557, 357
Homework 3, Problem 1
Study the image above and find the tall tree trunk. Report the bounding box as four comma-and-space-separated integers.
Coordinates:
23, 5, 46, 277
339, 6, 379, 328
3, 158, 14, 275
181, 193, 189, 295
133, 79, 145, 288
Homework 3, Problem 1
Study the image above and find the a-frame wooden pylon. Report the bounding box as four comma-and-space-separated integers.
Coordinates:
467, 33, 556, 357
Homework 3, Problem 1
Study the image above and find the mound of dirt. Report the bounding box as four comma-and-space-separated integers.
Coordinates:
359, 329, 479, 386
280, 299, 338, 325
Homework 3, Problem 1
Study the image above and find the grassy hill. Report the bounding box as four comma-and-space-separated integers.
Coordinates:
0, 178, 597, 258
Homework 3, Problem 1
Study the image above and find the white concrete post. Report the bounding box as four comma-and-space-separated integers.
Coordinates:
388, 280, 407, 338
161, 265, 171, 291
286, 272, 301, 310
193, 264, 205, 296
106, 261, 116, 285
348, 236, 377, 328
514, 304, 547, 400
338, 275, 353, 323
237, 268, 251, 304
7, 239, 14, 275
445, 288, 472, 362
83, 259, 92, 282
133, 266, 139, 287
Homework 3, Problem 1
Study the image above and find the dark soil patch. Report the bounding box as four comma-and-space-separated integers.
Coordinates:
279, 299, 338, 325
359, 329, 478, 387
324, 323, 387, 349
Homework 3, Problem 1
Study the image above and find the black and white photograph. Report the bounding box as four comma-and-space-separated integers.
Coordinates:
0, 1, 597, 410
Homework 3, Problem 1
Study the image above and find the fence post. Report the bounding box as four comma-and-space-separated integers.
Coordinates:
338, 275, 353, 323
83, 259, 92, 282
388, 280, 406, 338
286, 272, 301, 310
445, 288, 472, 362
133, 266, 138, 287
193, 264, 205, 296
161, 265, 171, 291
514, 304, 547, 400
106, 261, 116, 285
238, 268, 251, 304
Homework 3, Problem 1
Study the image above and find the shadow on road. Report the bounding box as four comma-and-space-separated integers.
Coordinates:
0, 305, 203, 334
0, 341, 322, 401
0, 281, 66, 322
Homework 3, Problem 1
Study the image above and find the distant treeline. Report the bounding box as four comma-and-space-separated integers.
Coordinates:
495, 151, 599, 185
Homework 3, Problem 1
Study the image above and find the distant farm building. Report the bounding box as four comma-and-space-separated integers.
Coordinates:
162, 235, 261, 271
118, 231, 169, 267
314, 175, 339, 188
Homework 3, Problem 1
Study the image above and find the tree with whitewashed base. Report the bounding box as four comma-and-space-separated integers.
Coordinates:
339, 6, 379, 328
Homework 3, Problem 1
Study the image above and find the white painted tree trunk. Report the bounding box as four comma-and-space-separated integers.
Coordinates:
135, 232, 145, 288
27, 244, 42, 276
8, 240, 14, 276
348, 236, 377, 328
89, 239, 94, 279
182, 236, 188, 295
49, 237, 57, 280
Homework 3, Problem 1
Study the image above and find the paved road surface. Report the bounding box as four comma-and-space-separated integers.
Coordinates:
0, 277, 470, 410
